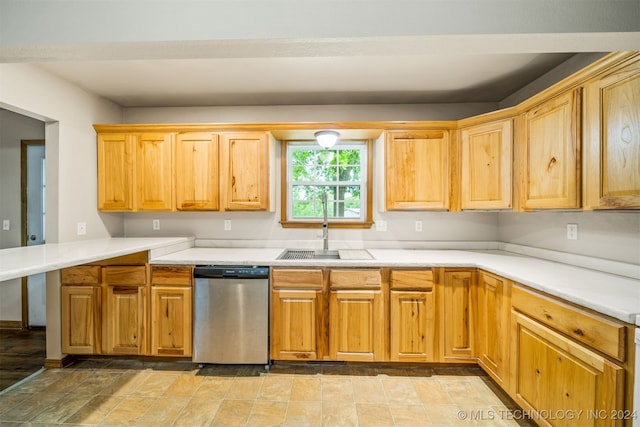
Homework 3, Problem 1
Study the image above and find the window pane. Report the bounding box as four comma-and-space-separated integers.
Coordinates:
337, 166, 360, 181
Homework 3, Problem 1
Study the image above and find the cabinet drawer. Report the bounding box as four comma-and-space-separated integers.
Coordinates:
512, 285, 626, 361
272, 269, 323, 289
330, 269, 382, 289
61, 266, 101, 285
104, 266, 147, 286
390, 269, 434, 290
151, 266, 192, 286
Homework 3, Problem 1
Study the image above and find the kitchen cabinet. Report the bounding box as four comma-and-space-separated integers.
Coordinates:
441, 269, 475, 362
97, 133, 134, 211
584, 54, 640, 209
61, 266, 102, 354
517, 89, 581, 210
389, 269, 438, 362
150, 266, 193, 357
271, 269, 325, 361
135, 133, 174, 211
510, 285, 629, 426
460, 118, 513, 209
175, 132, 219, 211
329, 269, 385, 361
220, 132, 270, 211
103, 266, 148, 355
476, 271, 511, 388
385, 130, 450, 210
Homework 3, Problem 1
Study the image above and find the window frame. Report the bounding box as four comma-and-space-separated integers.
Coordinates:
280, 139, 374, 229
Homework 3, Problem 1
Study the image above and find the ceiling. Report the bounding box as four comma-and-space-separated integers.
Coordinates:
35, 52, 575, 107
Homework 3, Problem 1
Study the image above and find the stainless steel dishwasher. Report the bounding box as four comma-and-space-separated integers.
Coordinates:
193, 265, 269, 365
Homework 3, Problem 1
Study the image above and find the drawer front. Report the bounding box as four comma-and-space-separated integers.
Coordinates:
61, 266, 101, 285
151, 266, 192, 286
390, 269, 434, 290
512, 285, 626, 361
330, 269, 382, 289
271, 269, 324, 289
104, 266, 147, 286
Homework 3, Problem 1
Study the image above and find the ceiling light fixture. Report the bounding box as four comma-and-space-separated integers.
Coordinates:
314, 130, 340, 149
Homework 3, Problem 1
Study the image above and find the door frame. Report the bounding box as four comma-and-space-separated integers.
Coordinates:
21, 139, 45, 329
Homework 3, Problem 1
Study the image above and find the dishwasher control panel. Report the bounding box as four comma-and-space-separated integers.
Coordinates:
194, 265, 269, 279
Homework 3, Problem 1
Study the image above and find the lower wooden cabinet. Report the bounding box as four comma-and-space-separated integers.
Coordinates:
511, 311, 625, 427
389, 269, 437, 362
476, 271, 511, 388
151, 286, 192, 356
441, 270, 475, 362
61, 285, 101, 354
104, 284, 147, 355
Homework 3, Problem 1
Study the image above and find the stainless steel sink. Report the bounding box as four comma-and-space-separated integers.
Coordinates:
277, 249, 372, 260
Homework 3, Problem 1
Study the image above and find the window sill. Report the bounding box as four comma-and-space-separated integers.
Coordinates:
280, 221, 374, 229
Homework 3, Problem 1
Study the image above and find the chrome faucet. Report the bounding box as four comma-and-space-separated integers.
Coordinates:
321, 191, 329, 251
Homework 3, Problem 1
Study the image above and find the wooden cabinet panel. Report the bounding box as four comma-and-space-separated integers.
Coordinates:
477, 272, 511, 388
460, 119, 513, 209
151, 286, 192, 357
175, 132, 219, 211
329, 269, 382, 289
329, 290, 385, 361
60, 266, 101, 285
512, 285, 626, 362
390, 290, 436, 362
151, 266, 192, 286
271, 269, 324, 289
585, 56, 640, 209
519, 89, 581, 209
135, 133, 174, 211
512, 312, 624, 427
104, 285, 147, 355
61, 286, 101, 354
390, 269, 434, 290
385, 130, 450, 210
220, 132, 270, 211
442, 270, 475, 361
97, 133, 134, 211
271, 289, 324, 360
104, 266, 146, 286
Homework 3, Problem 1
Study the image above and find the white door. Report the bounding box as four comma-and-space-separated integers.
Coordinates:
25, 143, 46, 327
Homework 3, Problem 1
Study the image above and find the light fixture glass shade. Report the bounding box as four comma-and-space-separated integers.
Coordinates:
314, 130, 339, 149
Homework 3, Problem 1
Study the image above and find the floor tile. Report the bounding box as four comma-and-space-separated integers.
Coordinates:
258, 375, 294, 401
226, 377, 264, 400
389, 403, 432, 426
321, 400, 357, 426
286, 400, 322, 424
172, 397, 221, 427
352, 378, 386, 403
211, 399, 254, 426
62, 394, 123, 424
321, 377, 353, 402
247, 400, 287, 425
356, 402, 395, 426
290, 377, 322, 401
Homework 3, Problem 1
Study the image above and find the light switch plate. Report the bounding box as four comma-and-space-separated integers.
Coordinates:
2, 220, 9, 231
152, 219, 160, 230
415, 220, 423, 232
224, 220, 232, 231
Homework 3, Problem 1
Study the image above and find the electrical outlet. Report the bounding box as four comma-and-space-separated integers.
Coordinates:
77, 222, 87, 235
152, 219, 160, 230
566, 223, 578, 240
2, 220, 9, 231
375, 220, 387, 232
224, 219, 232, 231
415, 220, 423, 232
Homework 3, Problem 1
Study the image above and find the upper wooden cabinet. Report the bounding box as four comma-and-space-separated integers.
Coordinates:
136, 133, 174, 211
585, 55, 640, 209
517, 89, 581, 210
97, 133, 134, 211
175, 132, 219, 211
385, 130, 450, 210
460, 118, 513, 210
220, 132, 270, 211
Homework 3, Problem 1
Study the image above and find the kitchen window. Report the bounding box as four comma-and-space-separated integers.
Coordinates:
280, 140, 373, 228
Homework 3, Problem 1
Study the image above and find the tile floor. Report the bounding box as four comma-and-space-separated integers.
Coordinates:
0, 328, 46, 392
0, 359, 535, 426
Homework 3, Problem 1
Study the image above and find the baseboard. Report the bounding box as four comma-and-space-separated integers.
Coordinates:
0, 320, 23, 329
44, 355, 75, 369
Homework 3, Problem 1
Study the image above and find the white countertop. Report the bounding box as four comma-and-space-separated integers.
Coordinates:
0, 237, 194, 282
152, 247, 640, 324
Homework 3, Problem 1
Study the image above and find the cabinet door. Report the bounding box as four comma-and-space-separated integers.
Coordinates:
585, 56, 640, 209
329, 290, 385, 361
151, 286, 192, 357
175, 132, 219, 211
460, 119, 513, 209
477, 272, 510, 388
271, 289, 324, 361
520, 89, 581, 209
512, 312, 624, 427
220, 132, 270, 211
135, 133, 174, 211
61, 286, 101, 354
385, 130, 450, 210
97, 133, 134, 211
442, 271, 475, 361
104, 285, 147, 355
390, 290, 436, 362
